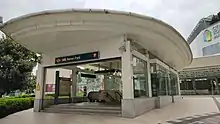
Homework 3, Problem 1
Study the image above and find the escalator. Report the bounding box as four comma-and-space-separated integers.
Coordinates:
88, 90, 122, 104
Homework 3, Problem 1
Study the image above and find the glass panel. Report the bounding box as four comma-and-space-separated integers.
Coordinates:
105, 74, 122, 91
43, 68, 72, 108
130, 41, 146, 55
132, 56, 148, 98
202, 42, 220, 56
158, 77, 168, 95
151, 73, 159, 97
150, 63, 178, 96
76, 72, 103, 97
157, 65, 168, 96
170, 72, 178, 95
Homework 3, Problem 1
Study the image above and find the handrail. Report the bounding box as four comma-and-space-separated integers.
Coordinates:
106, 92, 120, 103
115, 92, 122, 100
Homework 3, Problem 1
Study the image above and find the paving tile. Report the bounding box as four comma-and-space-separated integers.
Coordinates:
0, 96, 219, 124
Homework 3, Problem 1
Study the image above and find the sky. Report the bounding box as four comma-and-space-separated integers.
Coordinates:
1, 0, 220, 38
0, 0, 220, 74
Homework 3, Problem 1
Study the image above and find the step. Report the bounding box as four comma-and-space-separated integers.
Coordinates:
50, 105, 121, 110
43, 108, 121, 116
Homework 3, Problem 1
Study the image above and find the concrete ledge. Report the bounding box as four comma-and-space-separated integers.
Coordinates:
43, 99, 54, 108
121, 97, 155, 118
155, 96, 173, 108
121, 99, 135, 118
134, 97, 155, 116
173, 95, 183, 102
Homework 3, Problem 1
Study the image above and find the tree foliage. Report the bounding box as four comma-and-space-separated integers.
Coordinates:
0, 36, 40, 96
24, 74, 37, 94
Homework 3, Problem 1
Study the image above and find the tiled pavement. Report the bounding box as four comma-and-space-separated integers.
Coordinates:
166, 112, 220, 124
1, 96, 220, 124
165, 96, 220, 124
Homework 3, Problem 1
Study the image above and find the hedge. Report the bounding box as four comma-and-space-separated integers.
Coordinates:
15, 94, 35, 98
0, 98, 34, 118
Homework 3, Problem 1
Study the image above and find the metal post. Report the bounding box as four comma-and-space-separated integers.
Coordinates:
211, 79, 214, 95
0, 16, 3, 25
167, 73, 171, 95
165, 77, 168, 95
192, 79, 196, 95
54, 71, 60, 104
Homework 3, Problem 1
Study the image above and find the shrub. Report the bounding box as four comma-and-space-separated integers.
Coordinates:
45, 94, 55, 97
76, 92, 84, 97
0, 97, 34, 118
16, 94, 35, 98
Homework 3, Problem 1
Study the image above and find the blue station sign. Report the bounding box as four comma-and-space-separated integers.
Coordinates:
55, 51, 100, 64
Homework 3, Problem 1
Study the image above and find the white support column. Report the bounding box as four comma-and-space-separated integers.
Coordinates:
34, 64, 45, 112
121, 38, 136, 118
165, 73, 169, 95
122, 40, 134, 99
71, 67, 77, 98
177, 75, 181, 95
215, 77, 219, 95
147, 60, 152, 97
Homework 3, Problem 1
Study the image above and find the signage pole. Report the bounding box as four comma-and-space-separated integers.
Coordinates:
54, 71, 60, 105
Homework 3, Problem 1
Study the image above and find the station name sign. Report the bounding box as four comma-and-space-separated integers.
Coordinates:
55, 51, 100, 64
204, 23, 220, 42
212, 24, 220, 39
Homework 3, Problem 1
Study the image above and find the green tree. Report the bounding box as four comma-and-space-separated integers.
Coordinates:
0, 36, 40, 97
24, 74, 37, 94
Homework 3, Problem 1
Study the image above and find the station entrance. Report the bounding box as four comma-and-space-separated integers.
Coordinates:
42, 58, 122, 111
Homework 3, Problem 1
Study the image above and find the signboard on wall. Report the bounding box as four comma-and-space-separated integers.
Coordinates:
59, 78, 71, 96
55, 51, 100, 64
203, 22, 220, 43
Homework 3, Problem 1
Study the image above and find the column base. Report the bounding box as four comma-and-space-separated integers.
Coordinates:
155, 96, 173, 108
173, 95, 183, 102
33, 99, 43, 112
121, 98, 155, 118
121, 99, 135, 118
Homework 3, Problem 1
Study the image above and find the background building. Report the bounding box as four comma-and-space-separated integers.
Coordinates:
188, 12, 220, 57
179, 55, 220, 95
179, 12, 220, 95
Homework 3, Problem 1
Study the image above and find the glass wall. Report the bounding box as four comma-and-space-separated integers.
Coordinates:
157, 64, 169, 96
180, 78, 220, 95
150, 63, 179, 96
132, 56, 148, 98
170, 72, 178, 95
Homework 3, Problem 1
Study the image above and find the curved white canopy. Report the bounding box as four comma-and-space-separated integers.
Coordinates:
0, 9, 192, 70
